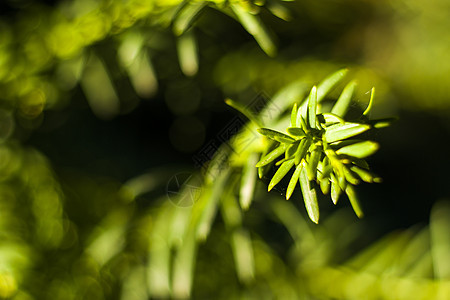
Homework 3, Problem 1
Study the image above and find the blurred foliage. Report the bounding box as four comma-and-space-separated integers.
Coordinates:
0, 0, 449, 299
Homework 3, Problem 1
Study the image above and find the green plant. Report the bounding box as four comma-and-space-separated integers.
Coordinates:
229, 69, 393, 223
1, 0, 449, 299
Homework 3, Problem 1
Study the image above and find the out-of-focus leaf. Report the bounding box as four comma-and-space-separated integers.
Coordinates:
240, 153, 259, 210
430, 200, 450, 279
173, 1, 208, 35
393, 227, 430, 277
172, 229, 197, 299
344, 231, 409, 271
268, 159, 295, 191
177, 30, 199, 77
324, 123, 371, 143
331, 80, 357, 117
221, 179, 242, 228
270, 200, 312, 244
231, 229, 255, 283
195, 170, 230, 240
299, 167, 319, 224
225, 98, 262, 127
266, 0, 292, 21
230, 3, 277, 57
86, 209, 130, 267
117, 29, 156, 97
369, 117, 398, 129
257, 128, 295, 143
256, 144, 286, 167
204, 146, 232, 184
121, 266, 148, 300
259, 80, 308, 125
80, 53, 120, 119
148, 205, 172, 298
299, 69, 349, 115
336, 141, 379, 158
316, 68, 348, 103
127, 51, 158, 98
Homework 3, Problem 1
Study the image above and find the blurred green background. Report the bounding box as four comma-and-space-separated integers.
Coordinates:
0, 0, 449, 299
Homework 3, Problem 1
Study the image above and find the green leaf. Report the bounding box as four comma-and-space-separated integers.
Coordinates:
363, 87, 375, 116
268, 159, 295, 191
256, 144, 286, 167
324, 148, 346, 185
307, 146, 321, 181
285, 141, 299, 159
346, 185, 364, 218
257, 140, 277, 178
319, 177, 330, 195
257, 128, 296, 143
318, 113, 345, 125
286, 127, 306, 137
308, 86, 317, 129
258, 164, 271, 179
318, 159, 333, 181
343, 167, 360, 185
296, 103, 307, 129
336, 141, 379, 158
330, 173, 341, 205
275, 158, 291, 166
331, 80, 357, 117
324, 123, 371, 143
351, 158, 370, 170
350, 165, 375, 183
337, 173, 347, 191
286, 164, 302, 200
299, 167, 319, 224
290, 103, 298, 127
294, 138, 311, 165
299, 116, 308, 133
